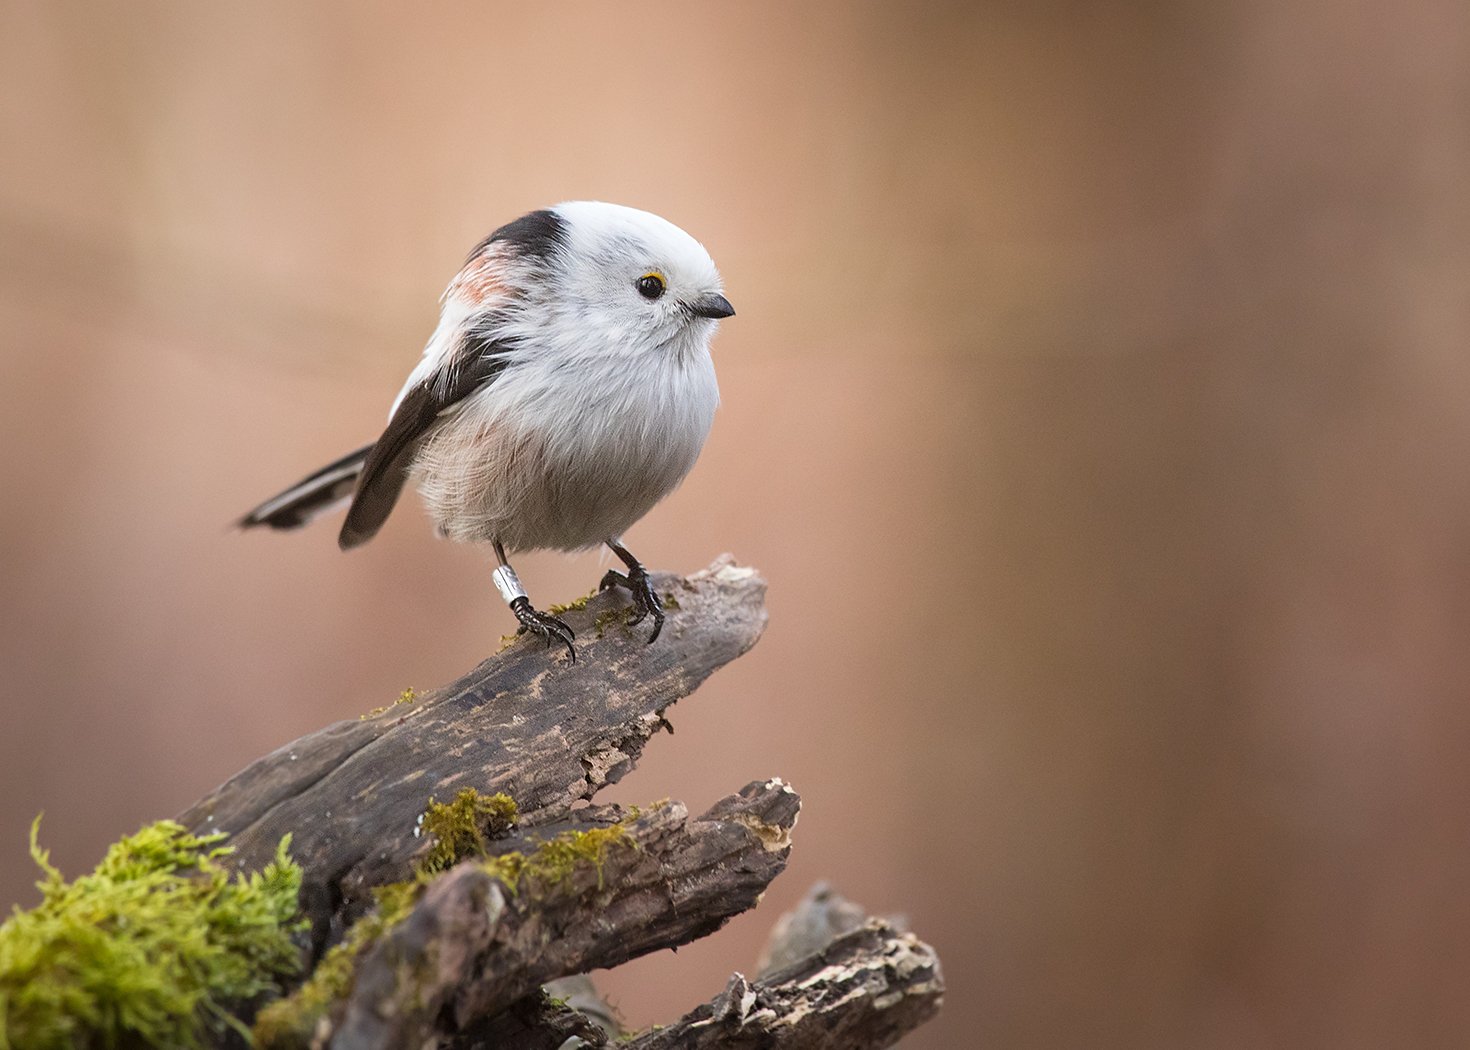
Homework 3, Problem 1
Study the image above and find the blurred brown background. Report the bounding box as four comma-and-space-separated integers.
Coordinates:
4, 1, 1470, 1046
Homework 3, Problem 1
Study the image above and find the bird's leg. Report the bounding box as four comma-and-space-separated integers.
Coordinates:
493, 542, 575, 662
599, 538, 666, 643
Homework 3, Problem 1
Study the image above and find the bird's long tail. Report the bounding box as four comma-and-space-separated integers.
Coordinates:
237, 443, 374, 530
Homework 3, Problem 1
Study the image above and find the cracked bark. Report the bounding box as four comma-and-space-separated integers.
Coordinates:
619, 921, 944, 1050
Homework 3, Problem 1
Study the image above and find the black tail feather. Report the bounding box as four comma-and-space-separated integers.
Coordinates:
238, 444, 373, 531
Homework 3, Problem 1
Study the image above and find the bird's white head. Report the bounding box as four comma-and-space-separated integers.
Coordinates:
461, 201, 733, 365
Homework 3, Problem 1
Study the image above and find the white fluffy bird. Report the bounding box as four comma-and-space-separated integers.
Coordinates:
239, 202, 734, 661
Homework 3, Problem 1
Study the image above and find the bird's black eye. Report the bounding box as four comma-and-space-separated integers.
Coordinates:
636, 273, 666, 300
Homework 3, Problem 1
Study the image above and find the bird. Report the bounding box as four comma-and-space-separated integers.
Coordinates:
238, 201, 734, 662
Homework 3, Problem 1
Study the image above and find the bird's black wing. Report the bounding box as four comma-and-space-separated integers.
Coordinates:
338, 327, 511, 550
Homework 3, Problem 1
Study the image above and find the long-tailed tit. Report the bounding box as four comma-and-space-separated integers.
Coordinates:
239, 202, 734, 661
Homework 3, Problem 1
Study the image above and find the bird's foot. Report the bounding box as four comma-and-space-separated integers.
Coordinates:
510, 597, 576, 662
599, 564, 666, 643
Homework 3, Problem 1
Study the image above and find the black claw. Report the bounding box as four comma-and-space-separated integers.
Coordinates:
510, 597, 576, 663
598, 565, 666, 644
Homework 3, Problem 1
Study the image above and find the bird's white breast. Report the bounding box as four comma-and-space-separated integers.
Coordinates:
410, 342, 718, 552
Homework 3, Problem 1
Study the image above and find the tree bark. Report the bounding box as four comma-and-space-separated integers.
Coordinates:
331, 781, 799, 1049
173, 557, 944, 1049
622, 922, 944, 1050
180, 556, 767, 946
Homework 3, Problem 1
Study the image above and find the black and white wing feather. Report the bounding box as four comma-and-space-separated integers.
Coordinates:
338, 322, 512, 549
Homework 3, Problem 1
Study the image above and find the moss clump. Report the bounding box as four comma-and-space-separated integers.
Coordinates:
661, 593, 681, 611
418, 789, 519, 875
0, 818, 303, 1050
417, 790, 631, 894
482, 822, 634, 894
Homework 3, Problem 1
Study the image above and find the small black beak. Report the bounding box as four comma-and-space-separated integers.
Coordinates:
689, 292, 736, 319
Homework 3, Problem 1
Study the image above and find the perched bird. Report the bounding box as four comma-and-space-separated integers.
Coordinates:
239, 201, 734, 661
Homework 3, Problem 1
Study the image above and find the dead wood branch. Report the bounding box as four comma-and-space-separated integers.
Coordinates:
168, 556, 943, 1049
180, 556, 767, 945
620, 921, 944, 1050
331, 780, 799, 1049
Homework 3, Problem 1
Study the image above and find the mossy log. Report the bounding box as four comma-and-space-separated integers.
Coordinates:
168, 556, 943, 1049
333, 782, 799, 1049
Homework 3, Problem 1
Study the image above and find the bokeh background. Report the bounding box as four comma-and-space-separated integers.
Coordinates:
4, 2, 1470, 1046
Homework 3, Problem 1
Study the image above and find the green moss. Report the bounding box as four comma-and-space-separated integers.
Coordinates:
0, 817, 303, 1050
417, 789, 630, 894
661, 593, 681, 611
252, 880, 422, 1049
593, 607, 634, 639
418, 789, 519, 876
254, 795, 633, 1048
481, 823, 633, 894
255, 788, 520, 1046
546, 588, 599, 617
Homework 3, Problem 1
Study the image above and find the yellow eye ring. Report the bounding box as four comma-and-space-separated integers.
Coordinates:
635, 272, 667, 300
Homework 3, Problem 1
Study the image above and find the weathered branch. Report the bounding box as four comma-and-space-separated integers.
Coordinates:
621, 921, 944, 1050
180, 556, 767, 944
446, 977, 619, 1050
164, 556, 944, 1049
330, 780, 799, 1049
447, 991, 608, 1050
